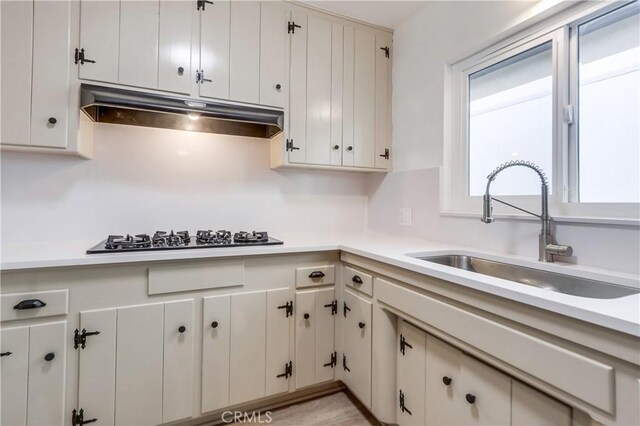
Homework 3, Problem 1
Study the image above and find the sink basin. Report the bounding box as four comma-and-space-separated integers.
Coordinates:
416, 254, 639, 299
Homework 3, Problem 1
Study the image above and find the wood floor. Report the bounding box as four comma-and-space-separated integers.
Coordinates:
263, 391, 379, 425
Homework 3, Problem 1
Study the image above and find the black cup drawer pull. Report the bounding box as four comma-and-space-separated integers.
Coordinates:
352, 275, 363, 284
308, 271, 325, 279
13, 299, 47, 310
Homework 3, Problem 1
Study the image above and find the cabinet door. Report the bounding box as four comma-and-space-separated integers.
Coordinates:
1, 327, 29, 426
512, 381, 571, 426
397, 321, 426, 426
425, 335, 463, 426
266, 288, 291, 396
0, 0, 32, 146
79, 0, 120, 82
78, 308, 117, 426
30, 0, 70, 149
374, 32, 392, 169
229, 1, 260, 103
342, 288, 372, 408
353, 29, 376, 168
330, 23, 344, 166
295, 290, 316, 389
288, 8, 307, 164
229, 291, 266, 405
115, 303, 164, 426
27, 321, 66, 426
342, 26, 355, 166
159, 0, 193, 94
199, 0, 230, 99
259, 1, 289, 108
119, 0, 160, 89
202, 295, 231, 413
315, 287, 336, 383
459, 354, 511, 426
163, 299, 194, 423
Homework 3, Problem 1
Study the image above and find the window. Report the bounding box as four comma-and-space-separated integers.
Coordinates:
446, 1, 640, 221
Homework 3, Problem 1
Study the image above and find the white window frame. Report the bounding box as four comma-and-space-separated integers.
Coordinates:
443, 1, 640, 225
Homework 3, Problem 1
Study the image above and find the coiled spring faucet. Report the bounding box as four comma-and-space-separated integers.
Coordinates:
481, 161, 573, 263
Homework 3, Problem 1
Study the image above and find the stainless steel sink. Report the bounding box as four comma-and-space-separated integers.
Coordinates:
417, 255, 639, 299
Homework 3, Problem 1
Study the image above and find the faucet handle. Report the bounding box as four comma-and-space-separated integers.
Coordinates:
545, 244, 573, 257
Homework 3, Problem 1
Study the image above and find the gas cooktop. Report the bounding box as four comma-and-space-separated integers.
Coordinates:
86, 230, 283, 254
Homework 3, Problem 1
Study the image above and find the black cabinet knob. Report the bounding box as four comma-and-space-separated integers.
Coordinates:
442, 376, 452, 386
358, 321, 365, 329
303, 313, 310, 320
465, 393, 476, 404
48, 117, 57, 125
333, 145, 339, 150
276, 83, 282, 90
178, 326, 186, 333
347, 146, 353, 151
211, 321, 218, 328
177, 66, 184, 75
44, 352, 55, 362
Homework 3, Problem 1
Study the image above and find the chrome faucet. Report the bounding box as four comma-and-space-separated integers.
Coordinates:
481, 161, 573, 263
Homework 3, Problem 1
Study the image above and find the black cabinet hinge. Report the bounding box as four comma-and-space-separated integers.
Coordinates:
379, 148, 390, 160
72, 409, 97, 426
0, 352, 12, 357
196, 70, 212, 84
74, 48, 96, 65
197, 0, 213, 11
288, 21, 301, 34
285, 139, 299, 152
380, 46, 390, 58
276, 361, 293, 379
343, 301, 351, 317
323, 299, 337, 316
74, 329, 100, 350
399, 390, 412, 415
342, 354, 350, 372
323, 351, 337, 368
399, 334, 413, 356
277, 300, 293, 318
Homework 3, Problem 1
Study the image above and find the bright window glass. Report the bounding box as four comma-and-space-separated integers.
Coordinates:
578, 2, 640, 203
468, 42, 553, 197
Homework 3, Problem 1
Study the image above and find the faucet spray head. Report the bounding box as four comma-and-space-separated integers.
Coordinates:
481, 194, 494, 223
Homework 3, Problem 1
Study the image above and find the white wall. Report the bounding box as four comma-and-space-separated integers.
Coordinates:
1, 124, 370, 244
372, 0, 640, 274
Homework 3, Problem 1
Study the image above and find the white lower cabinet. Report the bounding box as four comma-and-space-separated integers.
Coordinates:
266, 288, 292, 397
397, 320, 426, 426
295, 287, 337, 389
202, 294, 231, 413
77, 300, 194, 425
425, 335, 465, 426
512, 381, 571, 426
0, 322, 66, 426
342, 288, 372, 408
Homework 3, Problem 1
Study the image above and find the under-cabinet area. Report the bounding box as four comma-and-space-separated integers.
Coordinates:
1, 250, 638, 426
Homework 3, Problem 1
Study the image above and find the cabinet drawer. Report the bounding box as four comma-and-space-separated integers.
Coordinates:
1, 289, 68, 322
296, 265, 335, 288
344, 266, 373, 296
148, 260, 244, 295
376, 278, 615, 413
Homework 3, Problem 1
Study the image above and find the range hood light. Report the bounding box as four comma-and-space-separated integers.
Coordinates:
185, 100, 207, 108
187, 112, 200, 121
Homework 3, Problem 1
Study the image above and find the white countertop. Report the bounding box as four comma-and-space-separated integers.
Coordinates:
2, 232, 639, 337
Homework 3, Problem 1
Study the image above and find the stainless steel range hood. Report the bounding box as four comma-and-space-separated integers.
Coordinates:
80, 84, 283, 139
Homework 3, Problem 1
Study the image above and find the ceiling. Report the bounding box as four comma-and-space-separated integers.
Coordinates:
301, 1, 429, 29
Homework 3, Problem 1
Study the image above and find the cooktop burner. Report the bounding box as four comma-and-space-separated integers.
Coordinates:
87, 230, 282, 254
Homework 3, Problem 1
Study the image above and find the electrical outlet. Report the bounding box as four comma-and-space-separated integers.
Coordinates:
399, 208, 412, 226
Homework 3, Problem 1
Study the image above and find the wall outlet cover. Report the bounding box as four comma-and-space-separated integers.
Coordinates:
399, 208, 412, 226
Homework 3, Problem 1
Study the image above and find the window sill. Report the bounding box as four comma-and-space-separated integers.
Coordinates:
440, 210, 640, 227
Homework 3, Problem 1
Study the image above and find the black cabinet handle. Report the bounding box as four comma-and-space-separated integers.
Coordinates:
211, 321, 219, 328
44, 352, 55, 362
177, 66, 184, 75
276, 83, 282, 90
178, 326, 186, 333
358, 321, 365, 329
352, 275, 363, 284
13, 299, 47, 310
0, 352, 12, 357
442, 376, 452, 386
308, 271, 325, 279
465, 393, 476, 404
303, 313, 310, 320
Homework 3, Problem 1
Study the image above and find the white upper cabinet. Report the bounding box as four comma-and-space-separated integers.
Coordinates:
230, 1, 261, 103
158, 1, 193, 94
353, 29, 376, 168
119, 1, 160, 89
375, 32, 392, 169
198, 0, 231, 99
260, 2, 289, 108
78, 0, 120, 83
